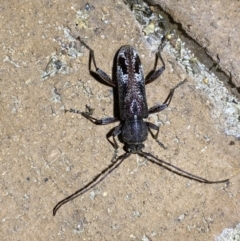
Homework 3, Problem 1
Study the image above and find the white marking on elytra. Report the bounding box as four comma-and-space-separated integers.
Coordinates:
117, 45, 147, 117
117, 46, 144, 84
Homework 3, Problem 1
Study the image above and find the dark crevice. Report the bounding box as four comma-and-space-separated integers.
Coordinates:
122, 0, 240, 99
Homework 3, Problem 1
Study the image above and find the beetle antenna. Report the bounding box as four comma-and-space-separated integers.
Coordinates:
140, 151, 229, 184
53, 152, 131, 216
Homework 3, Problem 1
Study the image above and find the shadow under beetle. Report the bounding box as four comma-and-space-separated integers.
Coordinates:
53, 37, 229, 216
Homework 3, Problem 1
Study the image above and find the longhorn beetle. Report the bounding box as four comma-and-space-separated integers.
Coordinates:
53, 37, 229, 216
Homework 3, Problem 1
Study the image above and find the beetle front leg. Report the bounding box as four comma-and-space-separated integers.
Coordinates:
107, 124, 122, 162
146, 121, 166, 149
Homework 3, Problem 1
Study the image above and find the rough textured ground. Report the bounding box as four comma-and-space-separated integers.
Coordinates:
0, 0, 239, 241
155, 0, 240, 92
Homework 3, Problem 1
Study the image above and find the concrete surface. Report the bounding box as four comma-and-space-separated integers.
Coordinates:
154, 0, 240, 90
0, 0, 239, 241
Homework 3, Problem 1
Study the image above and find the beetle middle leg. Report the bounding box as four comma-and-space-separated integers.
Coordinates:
66, 107, 121, 161
66, 107, 119, 125
147, 79, 187, 147
148, 78, 187, 115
